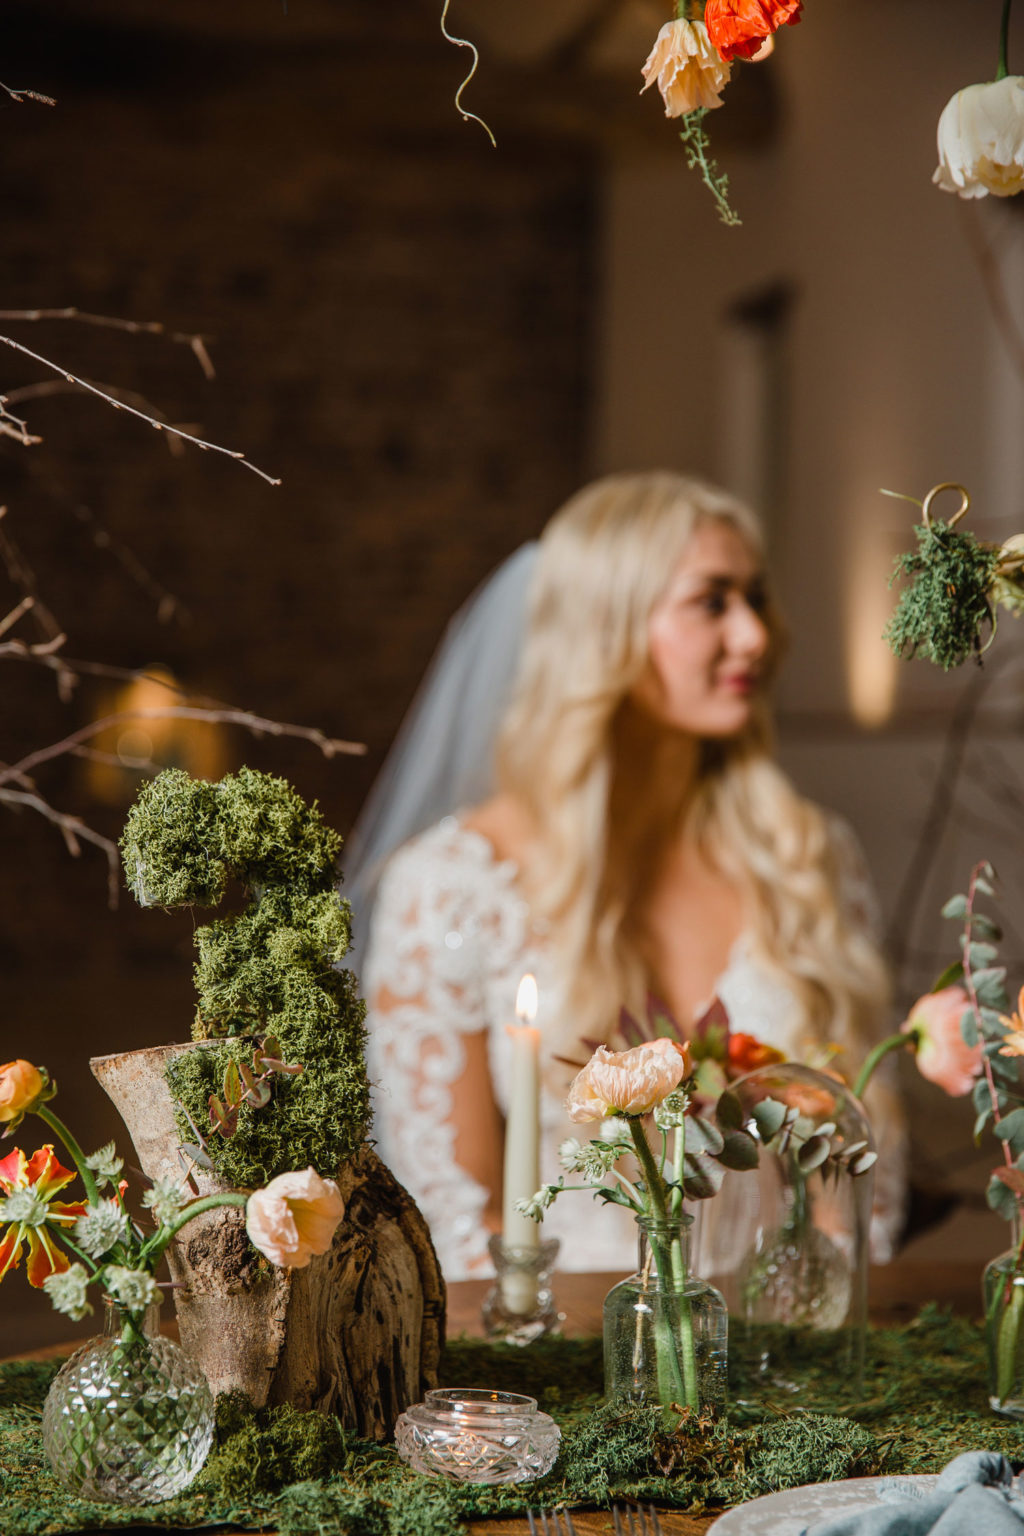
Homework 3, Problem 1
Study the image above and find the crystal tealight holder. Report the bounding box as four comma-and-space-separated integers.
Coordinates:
393, 1388, 560, 1483
481, 1235, 561, 1345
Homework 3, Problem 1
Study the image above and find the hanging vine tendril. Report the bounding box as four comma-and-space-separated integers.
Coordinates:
439, 0, 496, 147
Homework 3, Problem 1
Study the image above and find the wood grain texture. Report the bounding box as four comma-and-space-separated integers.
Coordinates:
91, 1042, 445, 1440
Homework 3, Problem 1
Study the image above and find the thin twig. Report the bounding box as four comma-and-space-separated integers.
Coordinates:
0, 307, 215, 379
0, 82, 56, 106
439, 0, 496, 146
0, 786, 119, 907
0, 333, 278, 483
0, 707, 365, 789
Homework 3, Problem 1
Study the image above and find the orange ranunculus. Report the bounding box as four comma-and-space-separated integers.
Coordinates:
727, 1032, 786, 1076
245, 1168, 346, 1268
0, 1145, 88, 1288
900, 984, 981, 1097
704, 0, 803, 63
0, 1060, 45, 1125
566, 1038, 692, 1122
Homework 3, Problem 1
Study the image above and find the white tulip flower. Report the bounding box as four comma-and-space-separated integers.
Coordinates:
934, 75, 1024, 198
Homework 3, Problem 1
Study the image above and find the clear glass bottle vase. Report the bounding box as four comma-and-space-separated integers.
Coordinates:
41, 1298, 215, 1504
603, 1213, 727, 1414
984, 1218, 1024, 1418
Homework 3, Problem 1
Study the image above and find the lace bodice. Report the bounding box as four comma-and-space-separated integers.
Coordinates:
362, 816, 905, 1280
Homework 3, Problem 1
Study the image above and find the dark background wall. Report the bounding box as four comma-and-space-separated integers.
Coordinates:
1, 0, 596, 1349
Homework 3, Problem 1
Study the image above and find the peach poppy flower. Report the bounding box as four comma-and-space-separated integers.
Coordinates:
704, 0, 803, 63
566, 1038, 692, 1122
640, 19, 731, 117
900, 984, 981, 1097
245, 1167, 345, 1268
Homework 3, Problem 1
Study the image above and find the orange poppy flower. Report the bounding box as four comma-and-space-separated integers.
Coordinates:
704, 0, 803, 63
0, 1145, 88, 1288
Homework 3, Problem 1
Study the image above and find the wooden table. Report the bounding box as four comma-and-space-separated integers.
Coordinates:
8, 1260, 984, 1536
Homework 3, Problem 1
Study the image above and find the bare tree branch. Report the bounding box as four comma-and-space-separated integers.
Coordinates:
0, 83, 56, 106
0, 786, 119, 907
0, 333, 279, 483
0, 307, 215, 378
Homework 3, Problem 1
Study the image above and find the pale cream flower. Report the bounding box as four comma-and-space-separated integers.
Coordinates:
245, 1167, 345, 1268
566, 1038, 691, 1122
934, 76, 1024, 199
640, 20, 731, 119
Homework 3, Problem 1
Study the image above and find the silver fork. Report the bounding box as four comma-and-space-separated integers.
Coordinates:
611, 1504, 665, 1536
527, 1509, 580, 1536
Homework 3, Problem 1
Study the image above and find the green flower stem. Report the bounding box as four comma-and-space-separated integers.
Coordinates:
141, 1192, 248, 1270
996, 1273, 1024, 1402
627, 1117, 698, 1412
35, 1105, 100, 1206
852, 1033, 910, 1101
998, 0, 1013, 80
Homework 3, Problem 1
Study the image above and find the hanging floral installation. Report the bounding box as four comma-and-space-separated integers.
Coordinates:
641, 1, 802, 223
934, 0, 1024, 199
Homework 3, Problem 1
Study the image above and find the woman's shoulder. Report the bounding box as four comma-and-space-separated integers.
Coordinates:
377, 806, 521, 909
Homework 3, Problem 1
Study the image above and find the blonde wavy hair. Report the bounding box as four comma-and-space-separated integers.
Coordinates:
495, 470, 889, 1076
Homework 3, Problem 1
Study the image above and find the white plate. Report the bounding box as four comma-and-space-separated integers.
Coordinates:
706, 1474, 940, 1535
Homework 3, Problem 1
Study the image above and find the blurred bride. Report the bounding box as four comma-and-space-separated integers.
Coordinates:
346, 471, 904, 1279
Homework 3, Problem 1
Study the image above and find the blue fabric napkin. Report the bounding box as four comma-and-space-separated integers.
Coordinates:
804, 1452, 1024, 1536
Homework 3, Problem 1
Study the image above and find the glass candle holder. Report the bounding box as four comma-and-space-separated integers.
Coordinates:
481, 1235, 561, 1344
393, 1388, 560, 1483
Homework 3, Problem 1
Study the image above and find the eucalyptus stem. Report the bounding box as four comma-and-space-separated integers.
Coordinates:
998, 0, 1013, 80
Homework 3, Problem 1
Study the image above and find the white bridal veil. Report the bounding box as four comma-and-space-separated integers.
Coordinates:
342, 542, 539, 963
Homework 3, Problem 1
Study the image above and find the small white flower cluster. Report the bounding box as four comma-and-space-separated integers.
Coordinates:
42, 1263, 93, 1322
104, 1266, 162, 1311
558, 1137, 625, 1181
83, 1141, 124, 1189
142, 1176, 189, 1227
0, 1188, 49, 1227
514, 1184, 562, 1222
653, 1092, 688, 1131
73, 1201, 128, 1260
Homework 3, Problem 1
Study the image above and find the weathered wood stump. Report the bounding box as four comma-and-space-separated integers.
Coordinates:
90, 1041, 445, 1440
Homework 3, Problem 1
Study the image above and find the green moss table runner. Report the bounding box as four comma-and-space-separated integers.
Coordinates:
2, 1310, 1020, 1536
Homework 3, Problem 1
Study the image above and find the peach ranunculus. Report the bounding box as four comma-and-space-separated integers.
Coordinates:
640, 19, 731, 118
566, 1038, 692, 1122
900, 984, 981, 1097
934, 77, 1024, 200
704, 0, 803, 63
0, 1060, 46, 1126
245, 1167, 345, 1268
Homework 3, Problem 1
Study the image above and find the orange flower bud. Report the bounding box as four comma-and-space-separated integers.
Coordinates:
0, 1060, 45, 1124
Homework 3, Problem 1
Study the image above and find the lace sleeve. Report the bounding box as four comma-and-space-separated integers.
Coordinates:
362, 827, 504, 1279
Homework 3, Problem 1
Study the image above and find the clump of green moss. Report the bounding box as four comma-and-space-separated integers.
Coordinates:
885, 519, 1000, 670
120, 766, 369, 1184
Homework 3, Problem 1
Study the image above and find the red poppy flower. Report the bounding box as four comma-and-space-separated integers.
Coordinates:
704, 0, 803, 63
0, 1145, 88, 1288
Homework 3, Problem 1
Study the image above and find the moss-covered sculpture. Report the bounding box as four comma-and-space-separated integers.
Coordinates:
120, 766, 370, 1187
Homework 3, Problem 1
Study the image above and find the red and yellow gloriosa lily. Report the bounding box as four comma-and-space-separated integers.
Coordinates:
0, 1145, 88, 1287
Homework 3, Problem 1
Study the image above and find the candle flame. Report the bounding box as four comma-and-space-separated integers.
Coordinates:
515, 973, 538, 1023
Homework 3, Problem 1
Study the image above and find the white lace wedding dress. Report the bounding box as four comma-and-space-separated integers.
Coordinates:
362, 816, 905, 1281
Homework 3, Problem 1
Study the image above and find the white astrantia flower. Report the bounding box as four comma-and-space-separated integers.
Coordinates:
142, 1176, 188, 1227
83, 1141, 124, 1188
74, 1200, 128, 1259
0, 1188, 49, 1227
43, 1263, 94, 1321
514, 1183, 562, 1222
104, 1265, 162, 1311
559, 1136, 624, 1180
934, 76, 1024, 198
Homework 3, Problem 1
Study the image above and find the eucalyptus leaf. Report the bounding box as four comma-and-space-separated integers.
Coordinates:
974, 1108, 993, 1142
686, 1116, 725, 1157
681, 1156, 725, 1200
796, 1135, 831, 1173
932, 960, 964, 992
968, 912, 1001, 941
942, 894, 969, 921
715, 1091, 744, 1132
960, 1010, 979, 1049
987, 1172, 1021, 1221
973, 968, 1010, 1010
993, 1106, 1024, 1148
967, 942, 998, 969
847, 1150, 877, 1177
717, 1129, 759, 1171
750, 1097, 787, 1140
